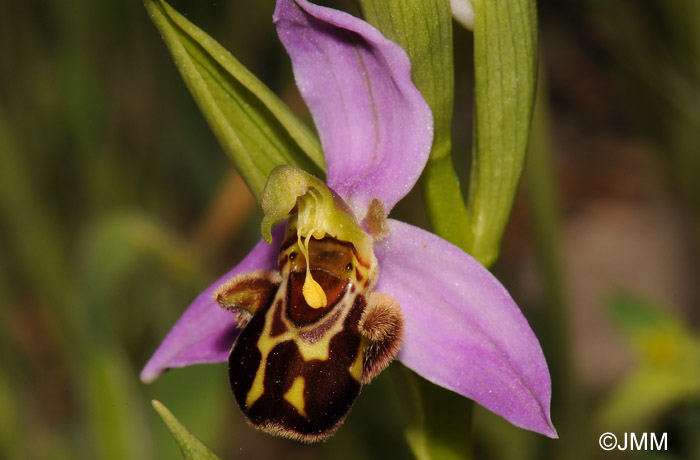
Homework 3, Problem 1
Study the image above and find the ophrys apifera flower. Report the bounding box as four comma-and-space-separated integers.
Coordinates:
142, 0, 556, 442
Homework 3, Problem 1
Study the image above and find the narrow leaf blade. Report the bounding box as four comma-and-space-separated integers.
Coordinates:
152, 400, 221, 460
468, 0, 538, 266
144, 0, 324, 200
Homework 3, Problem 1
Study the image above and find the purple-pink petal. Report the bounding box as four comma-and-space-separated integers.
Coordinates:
140, 230, 282, 383
274, 0, 433, 219
374, 220, 557, 438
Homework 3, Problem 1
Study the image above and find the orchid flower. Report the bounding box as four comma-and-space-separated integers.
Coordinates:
142, 0, 556, 441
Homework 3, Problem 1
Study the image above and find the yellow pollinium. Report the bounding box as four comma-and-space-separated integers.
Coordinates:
303, 274, 326, 309
298, 233, 327, 309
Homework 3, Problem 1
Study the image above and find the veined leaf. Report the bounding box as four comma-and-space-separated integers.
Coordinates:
467, 0, 538, 267
144, 0, 324, 200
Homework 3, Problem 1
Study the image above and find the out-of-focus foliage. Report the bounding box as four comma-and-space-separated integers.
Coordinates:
598, 293, 700, 430
588, 0, 700, 230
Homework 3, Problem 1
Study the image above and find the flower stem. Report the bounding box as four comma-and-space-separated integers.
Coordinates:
525, 71, 584, 460
421, 153, 473, 251
394, 366, 473, 460
359, 2, 475, 459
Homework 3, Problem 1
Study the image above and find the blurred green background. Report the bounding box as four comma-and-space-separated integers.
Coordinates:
1, 1, 699, 459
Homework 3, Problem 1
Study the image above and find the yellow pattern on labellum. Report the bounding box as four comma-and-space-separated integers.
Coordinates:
246, 286, 352, 409
298, 233, 327, 309
349, 341, 364, 382
284, 376, 308, 417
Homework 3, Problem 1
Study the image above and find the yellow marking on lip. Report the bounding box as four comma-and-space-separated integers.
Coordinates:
283, 376, 308, 417
246, 372, 264, 409
245, 277, 354, 408
245, 242, 372, 409
349, 341, 364, 382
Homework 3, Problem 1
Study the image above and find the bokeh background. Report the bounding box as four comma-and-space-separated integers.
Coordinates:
1, 1, 698, 459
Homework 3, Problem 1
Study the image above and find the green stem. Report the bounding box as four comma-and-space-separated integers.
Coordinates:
422, 153, 473, 251
358, 2, 474, 459
525, 73, 582, 460
394, 367, 473, 460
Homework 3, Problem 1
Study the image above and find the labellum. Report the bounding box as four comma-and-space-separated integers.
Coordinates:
214, 166, 403, 441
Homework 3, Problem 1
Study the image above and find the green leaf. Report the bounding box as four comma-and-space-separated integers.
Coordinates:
467, 0, 538, 266
152, 400, 222, 460
525, 74, 585, 460
360, 0, 472, 252
84, 348, 153, 460
143, 0, 324, 201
